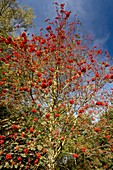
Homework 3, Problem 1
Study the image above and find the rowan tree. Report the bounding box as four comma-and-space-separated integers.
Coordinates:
0, 2, 113, 170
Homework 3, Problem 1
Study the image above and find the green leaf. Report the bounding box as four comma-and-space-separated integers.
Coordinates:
20, 154, 26, 157
4, 162, 9, 168
14, 164, 18, 169
0, 156, 3, 161
48, 148, 54, 156
37, 145, 43, 151
0, 165, 3, 170
30, 146, 36, 151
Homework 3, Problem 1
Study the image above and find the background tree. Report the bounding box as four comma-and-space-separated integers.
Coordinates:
0, 2, 113, 170
0, 0, 35, 76
0, 0, 35, 37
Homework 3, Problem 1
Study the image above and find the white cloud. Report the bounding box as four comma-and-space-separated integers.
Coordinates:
93, 34, 110, 48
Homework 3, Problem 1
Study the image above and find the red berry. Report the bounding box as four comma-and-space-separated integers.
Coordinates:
17, 157, 22, 161
55, 114, 60, 117
69, 99, 74, 104
46, 26, 51, 31
45, 113, 50, 119
72, 153, 78, 158
30, 127, 34, 133
94, 127, 100, 132
32, 109, 37, 113
6, 154, 12, 160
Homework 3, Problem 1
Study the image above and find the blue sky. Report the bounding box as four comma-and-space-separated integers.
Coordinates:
21, 0, 113, 58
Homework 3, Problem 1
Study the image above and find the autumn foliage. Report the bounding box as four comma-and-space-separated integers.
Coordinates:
0, 2, 113, 170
